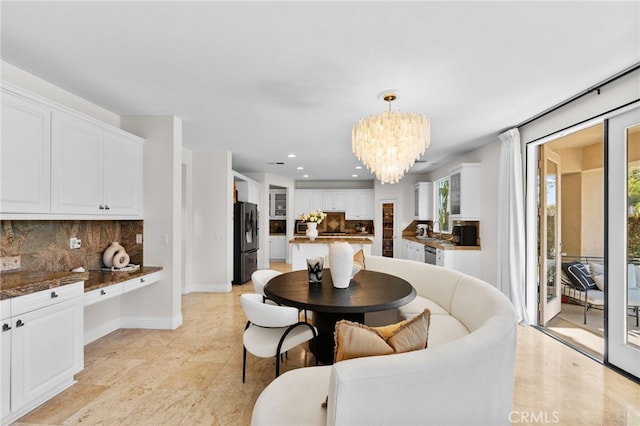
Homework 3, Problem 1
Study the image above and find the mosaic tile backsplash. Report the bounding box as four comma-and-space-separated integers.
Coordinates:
0, 220, 143, 272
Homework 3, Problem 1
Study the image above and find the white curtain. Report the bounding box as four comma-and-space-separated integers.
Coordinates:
497, 128, 529, 323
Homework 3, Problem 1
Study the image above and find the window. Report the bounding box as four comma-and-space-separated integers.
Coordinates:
435, 177, 450, 233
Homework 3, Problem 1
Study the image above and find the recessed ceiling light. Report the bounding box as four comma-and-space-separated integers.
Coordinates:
288, 153, 296, 158
303, 174, 309, 178
297, 166, 304, 170
355, 166, 362, 170
352, 174, 358, 177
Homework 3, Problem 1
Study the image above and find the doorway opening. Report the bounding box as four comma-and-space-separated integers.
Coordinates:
537, 123, 607, 360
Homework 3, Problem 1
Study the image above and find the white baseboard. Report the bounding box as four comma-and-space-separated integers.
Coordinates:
120, 313, 183, 330
84, 317, 122, 345
2, 377, 76, 425
183, 282, 232, 294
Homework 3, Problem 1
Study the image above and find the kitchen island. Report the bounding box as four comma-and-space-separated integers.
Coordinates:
289, 236, 372, 271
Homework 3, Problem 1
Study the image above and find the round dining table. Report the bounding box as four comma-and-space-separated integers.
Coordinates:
264, 268, 416, 364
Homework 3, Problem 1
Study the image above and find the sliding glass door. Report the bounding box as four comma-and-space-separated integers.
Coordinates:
607, 107, 640, 378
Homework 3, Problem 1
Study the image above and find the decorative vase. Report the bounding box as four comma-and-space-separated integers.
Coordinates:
306, 222, 318, 241
306, 257, 324, 284
112, 250, 130, 269
329, 242, 353, 289
102, 242, 123, 268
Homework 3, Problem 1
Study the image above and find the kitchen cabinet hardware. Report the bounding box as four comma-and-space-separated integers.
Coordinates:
100, 290, 106, 295
104, 205, 110, 210
15, 320, 24, 328
2, 324, 10, 332
99, 205, 104, 210
140, 278, 145, 283
50, 291, 58, 299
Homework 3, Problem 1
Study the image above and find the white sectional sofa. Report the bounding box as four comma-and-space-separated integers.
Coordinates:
251, 256, 518, 426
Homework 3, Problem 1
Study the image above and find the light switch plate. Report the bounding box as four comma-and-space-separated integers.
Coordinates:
70, 237, 81, 249
136, 234, 143, 244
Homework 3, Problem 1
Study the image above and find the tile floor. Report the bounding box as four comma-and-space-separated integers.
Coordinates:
14, 263, 640, 425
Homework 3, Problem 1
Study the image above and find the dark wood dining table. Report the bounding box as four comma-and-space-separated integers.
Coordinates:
264, 268, 416, 364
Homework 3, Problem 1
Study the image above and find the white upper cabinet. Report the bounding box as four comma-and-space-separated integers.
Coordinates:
51, 111, 104, 214
322, 191, 346, 212
269, 189, 287, 219
1, 84, 144, 219
236, 181, 259, 205
0, 90, 51, 214
51, 111, 143, 217
413, 182, 434, 220
103, 132, 143, 216
345, 190, 373, 220
449, 163, 482, 221
295, 190, 324, 217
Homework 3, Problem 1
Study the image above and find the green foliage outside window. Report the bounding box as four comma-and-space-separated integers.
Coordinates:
437, 178, 449, 232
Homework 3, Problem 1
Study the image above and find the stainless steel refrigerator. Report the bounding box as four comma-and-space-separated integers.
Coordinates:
233, 201, 259, 284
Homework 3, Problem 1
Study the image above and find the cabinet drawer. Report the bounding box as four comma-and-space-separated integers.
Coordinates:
84, 282, 123, 306
122, 271, 161, 293
11, 281, 83, 316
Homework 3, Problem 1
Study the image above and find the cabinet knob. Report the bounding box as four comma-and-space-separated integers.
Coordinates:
100, 289, 106, 295
140, 278, 145, 283
16, 320, 24, 328
105, 205, 110, 210
99, 205, 105, 210
2, 323, 10, 332
51, 291, 58, 299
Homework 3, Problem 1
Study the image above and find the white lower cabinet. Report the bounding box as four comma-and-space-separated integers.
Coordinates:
1, 282, 83, 425
269, 236, 287, 261
436, 249, 482, 279
402, 240, 425, 262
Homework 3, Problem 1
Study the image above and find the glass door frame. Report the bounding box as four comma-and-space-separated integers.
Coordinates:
525, 102, 640, 379
525, 117, 604, 326
539, 145, 563, 325
607, 106, 640, 377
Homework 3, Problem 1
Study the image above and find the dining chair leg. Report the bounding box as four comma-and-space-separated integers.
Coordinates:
275, 354, 281, 378
242, 347, 247, 383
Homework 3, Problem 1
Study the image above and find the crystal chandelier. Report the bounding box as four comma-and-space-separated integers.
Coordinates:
352, 91, 430, 184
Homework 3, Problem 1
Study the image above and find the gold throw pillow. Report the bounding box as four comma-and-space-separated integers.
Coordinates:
334, 309, 431, 362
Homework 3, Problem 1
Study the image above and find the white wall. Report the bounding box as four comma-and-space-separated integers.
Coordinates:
2, 60, 120, 127
121, 116, 183, 329
188, 151, 234, 292
425, 141, 502, 285
520, 69, 640, 144
182, 148, 194, 294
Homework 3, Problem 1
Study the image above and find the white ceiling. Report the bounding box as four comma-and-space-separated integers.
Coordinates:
2, 1, 639, 182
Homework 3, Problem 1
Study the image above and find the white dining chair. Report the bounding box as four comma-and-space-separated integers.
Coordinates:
251, 269, 282, 303
240, 293, 317, 382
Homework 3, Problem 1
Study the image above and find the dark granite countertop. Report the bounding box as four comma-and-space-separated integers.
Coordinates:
83, 266, 163, 292
0, 266, 163, 300
403, 235, 481, 251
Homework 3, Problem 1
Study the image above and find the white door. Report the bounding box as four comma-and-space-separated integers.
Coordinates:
539, 145, 562, 325
607, 106, 640, 378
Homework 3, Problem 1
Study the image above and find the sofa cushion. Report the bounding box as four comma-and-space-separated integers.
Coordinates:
427, 314, 470, 348
562, 261, 597, 291
334, 309, 430, 362
398, 295, 449, 319
593, 274, 605, 291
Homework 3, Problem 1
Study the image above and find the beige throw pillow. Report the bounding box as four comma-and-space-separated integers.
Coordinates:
334, 309, 431, 362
